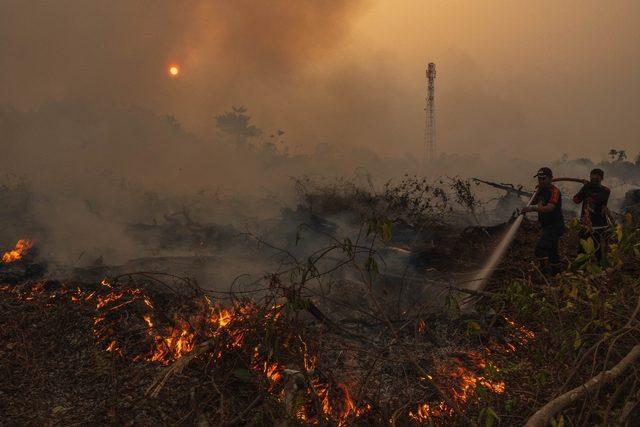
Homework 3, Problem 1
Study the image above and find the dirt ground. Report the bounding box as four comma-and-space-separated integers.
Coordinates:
0, 219, 585, 425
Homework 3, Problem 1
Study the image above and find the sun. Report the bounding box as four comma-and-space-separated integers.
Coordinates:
168, 65, 180, 78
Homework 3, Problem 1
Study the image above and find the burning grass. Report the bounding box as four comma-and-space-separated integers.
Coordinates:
4, 212, 635, 425
0, 224, 544, 425
0, 268, 535, 425
1, 238, 34, 264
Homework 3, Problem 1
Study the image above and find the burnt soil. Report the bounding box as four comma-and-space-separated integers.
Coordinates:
0, 219, 580, 425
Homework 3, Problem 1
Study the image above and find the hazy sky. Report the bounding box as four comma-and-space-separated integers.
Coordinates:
1, 0, 639, 161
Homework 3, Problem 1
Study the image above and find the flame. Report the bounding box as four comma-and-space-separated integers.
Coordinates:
294, 380, 369, 426
0, 280, 370, 425
417, 319, 426, 334
96, 291, 124, 310
264, 362, 283, 386
447, 365, 506, 402
503, 316, 535, 341
337, 384, 368, 420
408, 401, 450, 421
217, 308, 232, 327
143, 315, 154, 328
2, 239, 33, 263
301, 339, 317, 372
164, 319, 194, 359
408, 351, 507, 422
106, 340, 119, 352
0, 279, 530, 425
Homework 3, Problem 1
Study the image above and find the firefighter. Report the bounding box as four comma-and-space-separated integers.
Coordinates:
521, 167, 566, 276
572, 168, 611, 262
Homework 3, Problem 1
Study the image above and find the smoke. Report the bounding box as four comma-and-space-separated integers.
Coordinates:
0, 1, 368, 122
3, 1, 639, 160
1, 1, 639, 283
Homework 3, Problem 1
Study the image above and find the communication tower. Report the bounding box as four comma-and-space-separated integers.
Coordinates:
425, 63, 436, 162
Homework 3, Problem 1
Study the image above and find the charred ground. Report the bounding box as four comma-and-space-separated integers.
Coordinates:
1, 178, 639, 426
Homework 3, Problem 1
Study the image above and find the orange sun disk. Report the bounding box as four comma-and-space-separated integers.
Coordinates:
168, 65, 180, 77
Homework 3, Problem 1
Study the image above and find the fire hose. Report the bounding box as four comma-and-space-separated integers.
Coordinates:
469, 177, 608, 293
516, 177, 586, 218
552, 177, 615, 227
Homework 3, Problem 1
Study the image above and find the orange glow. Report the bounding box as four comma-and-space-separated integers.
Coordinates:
264, 362, 283, 386
147, 317, 195, 363
408, 401, 450, 422
417, 319, 426, 334
504, 316, 536, 341
1, 278, 537, 426
409, 351, 507, 422
168, 64, 180, 77
4, 280, 376, 426
143, 315, 154, 328
2, 239, 33, 263
217, 308, 232, 327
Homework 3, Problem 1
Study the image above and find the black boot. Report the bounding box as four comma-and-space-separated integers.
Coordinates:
550, 262, 563, 276
537, 258, 552, 277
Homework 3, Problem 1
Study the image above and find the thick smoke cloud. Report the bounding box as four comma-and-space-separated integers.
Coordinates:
1, 1, 639, 273
0, 1, 368, 119
3, 1, 638, 160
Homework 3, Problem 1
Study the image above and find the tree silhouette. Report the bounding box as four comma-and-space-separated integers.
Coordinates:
215, 106, 262, 147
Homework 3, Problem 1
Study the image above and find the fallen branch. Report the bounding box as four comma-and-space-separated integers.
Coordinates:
146, 341, 213, 398
525, 344, 640, 427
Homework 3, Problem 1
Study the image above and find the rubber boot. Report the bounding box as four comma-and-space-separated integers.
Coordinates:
549, 262, 563, 277
536, 257, 552, 277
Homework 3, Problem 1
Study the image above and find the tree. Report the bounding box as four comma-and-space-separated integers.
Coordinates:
215, 106, 262, 147
617, 150, 627, 162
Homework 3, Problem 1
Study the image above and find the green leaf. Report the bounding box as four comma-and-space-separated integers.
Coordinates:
573, 331, 582, 350
467, 320, 482, 334
365, 256, 379, 276
381, 221, 392, 242
575, 253, 589, 263
586, 264, 602, 275
616, 224, 623, 242
579, 238, 595, 254
366, 220, 375, 236
484, 415, 495, 427
484, 407, 499, 427
568, 283, 578, 298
